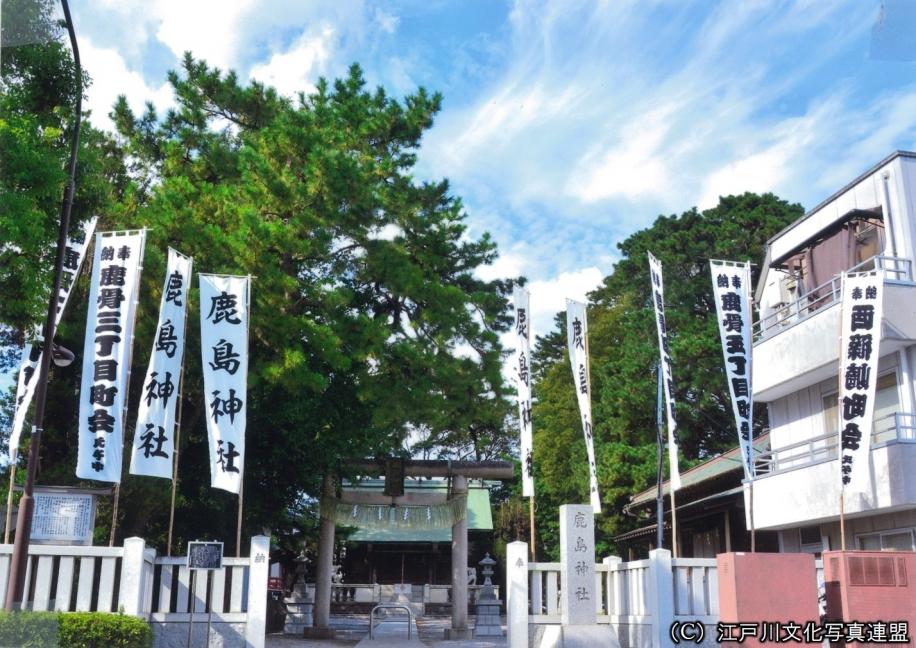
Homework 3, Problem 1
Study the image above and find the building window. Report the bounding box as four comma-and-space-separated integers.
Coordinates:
799, 525, 824, 556
856, 528, 916, 551
853, 220, 885, 267
823, 370, 899, 441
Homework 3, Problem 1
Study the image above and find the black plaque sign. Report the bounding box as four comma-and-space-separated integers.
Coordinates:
187, 541, 224, 570
383, 457, 405, 497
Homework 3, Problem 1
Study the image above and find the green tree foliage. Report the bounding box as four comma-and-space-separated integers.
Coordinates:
0, 0, 125, 339
528, 193, 803, 558
13, 54, 517, 552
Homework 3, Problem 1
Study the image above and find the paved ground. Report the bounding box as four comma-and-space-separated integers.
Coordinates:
266, 614, 508, 648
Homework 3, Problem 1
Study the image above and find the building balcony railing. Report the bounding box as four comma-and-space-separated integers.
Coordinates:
755, 412, 916, 478
753, 255, 913, 341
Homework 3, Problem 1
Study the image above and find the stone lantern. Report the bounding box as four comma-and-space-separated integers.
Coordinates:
473, 553, 503, 637
478, 553, 497, 600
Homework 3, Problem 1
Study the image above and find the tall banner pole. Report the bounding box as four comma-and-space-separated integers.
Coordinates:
166, 361, 185, 557
836, 270, 884, 550
72, 229, 145, 545
200, 272, 250, 557
110, 230, 148, 546
749, 481, 756, 552
237, 480, 244, 558
709, 260, 756, 551
5, 217, 97, 544
166, 291, 191, 556
647, 252, 681, 557
512, 287, 536, 558
128, 248, 193, 554
529, 498, 536, 560
236, 275, 251, 558
565, 300, 602, 513
655, 364, 664, 551
840, 491, 846, 551
3, 467, 16, 545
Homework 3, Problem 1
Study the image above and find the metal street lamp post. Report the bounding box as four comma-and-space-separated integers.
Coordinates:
4, 0, 82, 611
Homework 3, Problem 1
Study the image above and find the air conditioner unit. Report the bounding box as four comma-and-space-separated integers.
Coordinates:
856, 222, 879, 242
823, 550, 916, 636
778, 276, 798, 304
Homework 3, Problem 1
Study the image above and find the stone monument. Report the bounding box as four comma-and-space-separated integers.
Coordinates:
473, 553, 504, 637
534, 505, 619, 648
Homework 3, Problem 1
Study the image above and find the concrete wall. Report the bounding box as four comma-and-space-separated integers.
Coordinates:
778, 508, 916, 553
766, 355, 902, 452
764, 154, 912, 285
754, 153, 916, 403
151, 621, 246, 648
752, 443, 916, 530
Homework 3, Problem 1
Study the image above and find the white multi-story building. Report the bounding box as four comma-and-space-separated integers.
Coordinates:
751, 150, 916, 555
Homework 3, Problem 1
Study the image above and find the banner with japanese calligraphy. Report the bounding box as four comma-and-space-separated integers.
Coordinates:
76, 230, 146, 482
647, 252, 682, 491
10, 217, 97, 462
200, 274, 249, 494
129, 249, 193, 478
710, 260, 755, 481
838, 271, 884, 493
565, 300, 601, 513
513, 286, 534, 497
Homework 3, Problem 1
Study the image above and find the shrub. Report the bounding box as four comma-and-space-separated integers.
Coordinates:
0, 611, 152, 648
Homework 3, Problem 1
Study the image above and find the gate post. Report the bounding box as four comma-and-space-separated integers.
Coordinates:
648, 548, 674, 648
246, 535, 271, 648
507, 541, 529, 648
118, 537, 149, 617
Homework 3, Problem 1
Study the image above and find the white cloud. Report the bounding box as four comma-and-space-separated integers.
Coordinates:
475, 249, 525, 282
249, 26, 335, 98
373, 7, 399, 35
526, 267, 604, 339
80, 38, 174, 130
421, 0, 883, 238
151, 0, 257, 71
567, 105, 676, 203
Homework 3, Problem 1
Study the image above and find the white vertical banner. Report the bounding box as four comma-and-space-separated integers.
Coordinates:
565, 300, 601, 513
647, 252, 682, 491
838, 271, 884, 494
200, 274, 249, 494
513, 286, 534, 497
9, 217, 97, 461
129, 249, 193, 478
76, 230, 146, 482
710, 260, 755, 481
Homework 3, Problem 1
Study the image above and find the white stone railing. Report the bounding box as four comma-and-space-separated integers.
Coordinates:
671, 558, 718, 621
508, 545, 828, 648
0, 536, 270, 648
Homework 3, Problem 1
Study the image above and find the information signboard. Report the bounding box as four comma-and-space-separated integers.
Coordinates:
188, 541, 224, 570
30, 492, 96, 545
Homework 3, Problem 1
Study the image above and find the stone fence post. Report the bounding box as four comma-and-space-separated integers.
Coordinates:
647, 548, 674, 648
602, 555, 621, 617
246, 535, 271, 648
118, 537, 151, 617
506, 541, 528, 648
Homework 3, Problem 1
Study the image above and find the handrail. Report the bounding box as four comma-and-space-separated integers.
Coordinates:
369, 603, 412, 640
754, 255, 913, 340
756, 412, 916, 476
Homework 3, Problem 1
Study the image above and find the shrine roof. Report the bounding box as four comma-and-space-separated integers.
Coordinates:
341, 480, 494, 543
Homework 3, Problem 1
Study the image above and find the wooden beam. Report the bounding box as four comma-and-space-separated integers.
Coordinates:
341, 459, 514, 480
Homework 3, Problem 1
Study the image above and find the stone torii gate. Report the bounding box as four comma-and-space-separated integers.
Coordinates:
309, 459, 514, 640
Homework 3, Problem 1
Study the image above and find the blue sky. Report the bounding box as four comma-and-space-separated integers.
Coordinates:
16, 0, 916, 345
